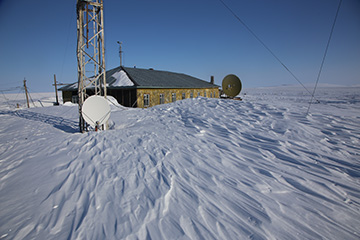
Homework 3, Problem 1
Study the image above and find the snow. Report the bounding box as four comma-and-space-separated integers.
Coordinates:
0, 87, 359, 239
111, 70, 134, 87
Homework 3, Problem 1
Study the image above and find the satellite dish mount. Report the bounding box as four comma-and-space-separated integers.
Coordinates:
81, 95, 111, 131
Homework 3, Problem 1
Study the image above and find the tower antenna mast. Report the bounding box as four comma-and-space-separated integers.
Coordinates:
117, 41, 123, 67
76, 0, 107, 133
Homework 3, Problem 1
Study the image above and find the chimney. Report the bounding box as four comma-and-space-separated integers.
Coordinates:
210, 76, 214, 84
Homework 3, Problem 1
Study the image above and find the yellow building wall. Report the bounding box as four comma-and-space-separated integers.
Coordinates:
136, 88, 219, 108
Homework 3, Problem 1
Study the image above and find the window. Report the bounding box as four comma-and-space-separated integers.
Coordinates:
172, 93, 176, 102
144, 94, 150, 107
190, 92, 193, 98
204, 91, 206, 97
182, 93, 186, 100
197, 92, 200, 97
159, 93, 165, 104
210, 92, 213, 98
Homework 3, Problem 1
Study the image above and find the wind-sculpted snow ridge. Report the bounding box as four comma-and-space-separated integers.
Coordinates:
0, 87, 359, 239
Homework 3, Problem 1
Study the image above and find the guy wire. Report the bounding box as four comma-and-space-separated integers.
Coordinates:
217, 0, 318, 100
307, 0, 342, 115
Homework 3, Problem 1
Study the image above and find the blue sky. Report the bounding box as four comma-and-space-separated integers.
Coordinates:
0, 0, 359, 93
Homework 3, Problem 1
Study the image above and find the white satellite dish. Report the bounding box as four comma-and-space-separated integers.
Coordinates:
82, 95, 111, 128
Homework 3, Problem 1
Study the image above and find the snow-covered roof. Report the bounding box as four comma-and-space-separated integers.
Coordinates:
111, 70, 134, 87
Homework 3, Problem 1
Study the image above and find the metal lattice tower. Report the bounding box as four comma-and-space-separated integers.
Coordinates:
76, 0, 107, 133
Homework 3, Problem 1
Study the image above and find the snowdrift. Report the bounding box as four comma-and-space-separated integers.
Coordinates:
0, 87, 359, 239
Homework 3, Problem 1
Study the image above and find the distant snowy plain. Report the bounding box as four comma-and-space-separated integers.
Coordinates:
0, 86, 359, 239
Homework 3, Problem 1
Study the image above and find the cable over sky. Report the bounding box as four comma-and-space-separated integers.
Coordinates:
0, 0, 359, 92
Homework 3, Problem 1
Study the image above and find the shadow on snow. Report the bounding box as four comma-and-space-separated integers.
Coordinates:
0, 110, 78, 133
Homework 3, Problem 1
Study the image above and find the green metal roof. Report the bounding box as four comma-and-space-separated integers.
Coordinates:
122, 67, 218, 89
60, 66, 219, 91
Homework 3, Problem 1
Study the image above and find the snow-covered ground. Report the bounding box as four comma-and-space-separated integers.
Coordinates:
0, 86, 359, 239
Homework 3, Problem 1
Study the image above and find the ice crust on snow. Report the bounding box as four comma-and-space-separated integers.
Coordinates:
111, 70, 134, 87
0, 87, 360, 239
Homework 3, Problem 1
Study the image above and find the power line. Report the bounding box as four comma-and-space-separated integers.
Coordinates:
307, 0, 342, 115
0, 86, 22, 92
217, 0, 317, 98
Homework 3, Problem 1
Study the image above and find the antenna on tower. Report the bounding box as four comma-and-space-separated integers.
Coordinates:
76, 0, 107, 133
117, 41, 123, 67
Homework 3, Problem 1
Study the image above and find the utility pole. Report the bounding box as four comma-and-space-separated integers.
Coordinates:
76, 0, 107, 133
53, 74, 59, 105
117, 41, 123, 67
23, 78, 30, 108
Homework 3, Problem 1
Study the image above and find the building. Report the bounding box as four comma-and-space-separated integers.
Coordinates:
60, 66, 219, 108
